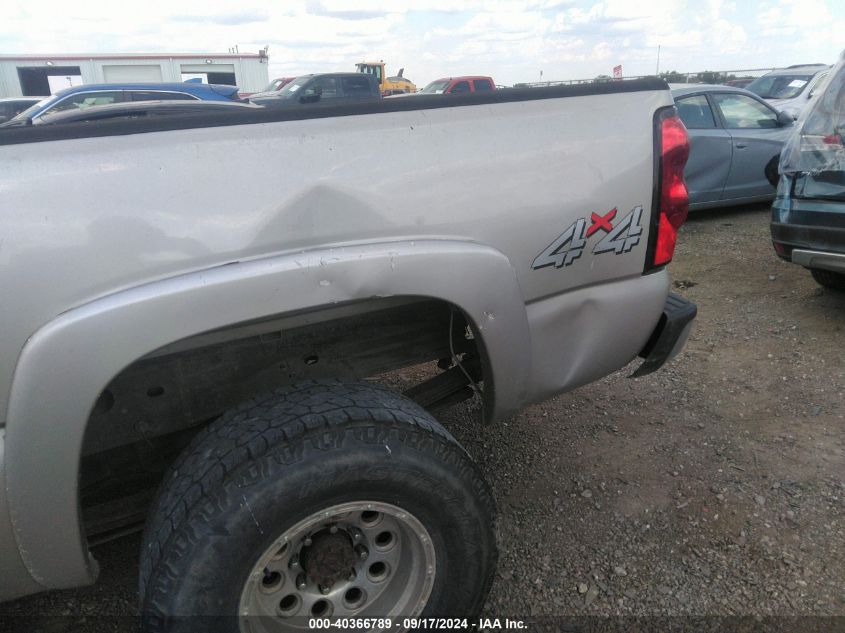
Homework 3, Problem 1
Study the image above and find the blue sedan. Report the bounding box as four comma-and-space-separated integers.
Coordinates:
672, 84, 795, 210
6, 82, 241, 126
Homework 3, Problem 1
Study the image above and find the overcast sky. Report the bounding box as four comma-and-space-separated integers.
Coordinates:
2, 0, 843, 86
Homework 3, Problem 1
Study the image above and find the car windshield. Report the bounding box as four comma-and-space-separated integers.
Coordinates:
9, 95, 54, 122
262, 78, 288, 92
747, 74, 814, 99
276, 76, 311, 98
420, 80, 450, 94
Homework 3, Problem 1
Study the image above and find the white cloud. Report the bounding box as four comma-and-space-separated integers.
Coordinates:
0, 0, 841, 86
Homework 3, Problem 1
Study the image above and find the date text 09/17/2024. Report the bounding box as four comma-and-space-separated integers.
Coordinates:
307, 617, 528, 630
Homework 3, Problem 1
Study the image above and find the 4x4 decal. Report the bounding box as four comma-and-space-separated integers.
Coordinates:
532, 205, 643, 270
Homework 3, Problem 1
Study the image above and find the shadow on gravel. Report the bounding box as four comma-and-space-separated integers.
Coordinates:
685, 202, 771, 224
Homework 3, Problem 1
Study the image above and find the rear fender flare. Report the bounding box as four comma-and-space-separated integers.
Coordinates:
4, 239, 530, 589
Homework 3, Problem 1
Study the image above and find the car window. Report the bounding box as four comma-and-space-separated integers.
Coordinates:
746, 74, 814, 99
450, 81, 470, 94
420, 80, 450, 94
712, 93, 779, 129
676, 95, 717, 129
263, 78, 290, 92
9, 97, 51, 122
3, 102, 23, 118
808, 72, 831, 99
12, 101, 37, 117
307, 76, 339, 99
128, 91, 197, 102
278, 76, 311, 97
473, 79, 493, 92
48, 91, 122, 114
341, 76, 372, 98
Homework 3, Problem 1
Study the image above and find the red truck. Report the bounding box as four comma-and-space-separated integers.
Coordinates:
418, 76, 495, 94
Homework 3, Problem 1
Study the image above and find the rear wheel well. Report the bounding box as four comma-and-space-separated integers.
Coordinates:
79, 296, 488, 545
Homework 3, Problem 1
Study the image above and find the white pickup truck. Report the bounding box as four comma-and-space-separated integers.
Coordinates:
0, 80, 695, 631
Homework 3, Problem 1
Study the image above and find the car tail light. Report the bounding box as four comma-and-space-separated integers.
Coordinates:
772, 242, 793, 259
646, 107, 691, 270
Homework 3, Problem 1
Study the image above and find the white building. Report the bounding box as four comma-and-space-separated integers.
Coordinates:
0, 52, 270, 98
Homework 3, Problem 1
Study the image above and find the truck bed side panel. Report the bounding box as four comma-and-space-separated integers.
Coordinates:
0, 88, 670, 420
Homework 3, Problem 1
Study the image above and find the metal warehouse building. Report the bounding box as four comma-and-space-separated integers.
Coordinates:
0, 52, 270, 98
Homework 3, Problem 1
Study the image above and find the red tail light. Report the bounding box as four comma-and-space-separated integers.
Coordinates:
650, 109, 690, 268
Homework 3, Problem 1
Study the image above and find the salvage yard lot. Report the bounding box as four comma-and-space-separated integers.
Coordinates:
2, 204, 843, 628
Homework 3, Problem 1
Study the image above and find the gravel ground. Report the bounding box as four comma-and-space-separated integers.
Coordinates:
2, 204, 843, 630
458, 204, 845, 618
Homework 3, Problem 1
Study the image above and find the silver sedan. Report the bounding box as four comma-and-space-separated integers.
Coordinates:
672, 85, 795, 210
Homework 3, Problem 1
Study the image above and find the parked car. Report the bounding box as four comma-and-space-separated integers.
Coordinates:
250, 73, 381, 106
264, 77, 296, 92
772, 54, 845, 291
0, 77, 695, 624
247, 77, 296, 99
3, 82, 242, 126
746, 64, 831, 119
672, 84, 794, 209
1, 100, 260, 127
0, 97, 44, 124
724, 78, 754, 89
418, 76, 496, 95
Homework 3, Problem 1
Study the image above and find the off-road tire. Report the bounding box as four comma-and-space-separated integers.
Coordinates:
810, 267, 845, 291
139, 380, 497, 632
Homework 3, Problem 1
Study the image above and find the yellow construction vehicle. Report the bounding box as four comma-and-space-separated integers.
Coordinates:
355, 61, 416, 96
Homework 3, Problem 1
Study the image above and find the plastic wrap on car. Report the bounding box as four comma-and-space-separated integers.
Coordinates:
780, 49, 845, 175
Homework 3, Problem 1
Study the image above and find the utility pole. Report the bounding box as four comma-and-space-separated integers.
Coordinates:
656, 45, 661, 75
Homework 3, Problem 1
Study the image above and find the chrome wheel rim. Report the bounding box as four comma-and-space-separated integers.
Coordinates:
239, 501, 436, 632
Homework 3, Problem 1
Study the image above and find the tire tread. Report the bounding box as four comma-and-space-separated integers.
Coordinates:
139, 379, 495, 626
811, 267, 845, 291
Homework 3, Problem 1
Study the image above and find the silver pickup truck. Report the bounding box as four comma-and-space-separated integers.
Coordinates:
0, 80, 695, 631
